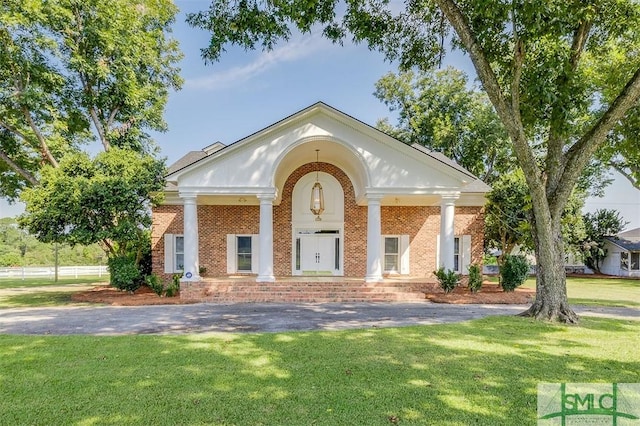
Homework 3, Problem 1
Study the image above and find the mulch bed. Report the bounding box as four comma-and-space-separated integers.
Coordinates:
71, 282, 534, 306
71, 285, 192, 306
425, 283, 534, 304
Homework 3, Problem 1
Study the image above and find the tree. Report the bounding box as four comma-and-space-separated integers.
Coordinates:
579, 209, 628, 272
484, 170, 530, 265
19, 148, 165, 264
0, 0, 182, 200
189, 0, 640, 322
374, 67, 512, 183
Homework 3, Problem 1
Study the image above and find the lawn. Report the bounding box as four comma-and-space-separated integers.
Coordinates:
520, 276, 640, 308
0, 316, 638, 425
0, 275, 108, 289
0, 276, 108, 308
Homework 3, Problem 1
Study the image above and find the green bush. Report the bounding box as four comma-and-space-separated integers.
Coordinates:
108, 255, 141, 293
434, 267, 460, 293
165, 274, 181, 297
500, 255, 530, 292
468, 264, 483, 293
146, 273, 164, 296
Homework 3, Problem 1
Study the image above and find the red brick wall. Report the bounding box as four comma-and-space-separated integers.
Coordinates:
151, 164, 485, 279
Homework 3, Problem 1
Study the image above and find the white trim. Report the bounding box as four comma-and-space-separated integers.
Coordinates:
227, 234, 259, 274
164, 234, 174, 273
400, 234, 410, 275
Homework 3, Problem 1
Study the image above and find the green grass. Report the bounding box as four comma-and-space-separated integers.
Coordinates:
0, 275, 108, 289
519, 276, 640, 308
0, 291, 81, 308
0, 316, 638, 425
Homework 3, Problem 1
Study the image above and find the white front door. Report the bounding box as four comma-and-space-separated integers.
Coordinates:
299, 235, 339, 275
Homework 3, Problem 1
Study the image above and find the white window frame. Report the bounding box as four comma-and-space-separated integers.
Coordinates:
381, 235, 410, 274
622, 252, 640, 271
227, 234, 259, 274
163, 234, 184, 273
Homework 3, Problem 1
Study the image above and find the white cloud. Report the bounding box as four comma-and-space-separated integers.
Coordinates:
185, 35, 333, 91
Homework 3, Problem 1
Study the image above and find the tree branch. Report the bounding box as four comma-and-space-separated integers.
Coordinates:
436, 0, 545, 201
546, 20, 592, 210
0, 149, 39, 186
558, 66, 640, 208
21, 106, 58, 167
608, 160, 640, 190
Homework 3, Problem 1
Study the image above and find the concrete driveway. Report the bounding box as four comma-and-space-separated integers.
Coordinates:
0, 302, 637, 335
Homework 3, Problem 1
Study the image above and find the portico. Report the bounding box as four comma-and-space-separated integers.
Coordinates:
152, 102, 488, 294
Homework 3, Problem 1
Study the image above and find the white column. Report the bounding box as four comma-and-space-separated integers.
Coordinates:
182, 195, 200, 282
365, 196, 383, 282
257, 195, 275, 282
439, 195, 458, 271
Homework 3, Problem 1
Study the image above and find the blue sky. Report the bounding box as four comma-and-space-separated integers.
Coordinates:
1, 0, 639, 229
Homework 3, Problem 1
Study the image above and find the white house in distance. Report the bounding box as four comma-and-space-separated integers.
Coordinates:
151, 102, 490, 302
601, 228, 640, 277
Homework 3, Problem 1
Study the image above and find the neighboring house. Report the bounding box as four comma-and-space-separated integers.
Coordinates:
151, 102, 489, 292
601, 228, 640, 278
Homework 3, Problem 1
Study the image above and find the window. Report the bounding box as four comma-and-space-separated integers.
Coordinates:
381, 235, 409, 274
227, 234, 259, 274
237, 236, 252, 271
622, 252, 640, 271
163, 234, 184, 273
436, 235, 471, 274
175, 236, 184, 271
384, 237, 399, 272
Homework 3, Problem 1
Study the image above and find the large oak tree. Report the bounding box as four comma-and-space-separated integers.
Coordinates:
189, 0, 640, 322
0, 0, 182, 199
1, 0, 182, 271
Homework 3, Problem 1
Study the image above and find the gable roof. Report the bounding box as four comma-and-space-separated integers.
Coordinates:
165, 102, 487, 194
604, 229, 640, 251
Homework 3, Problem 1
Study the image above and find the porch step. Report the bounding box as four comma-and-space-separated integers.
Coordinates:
180, 281, 439, 303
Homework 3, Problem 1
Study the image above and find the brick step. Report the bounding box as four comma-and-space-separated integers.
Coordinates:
181, 281, 435, 303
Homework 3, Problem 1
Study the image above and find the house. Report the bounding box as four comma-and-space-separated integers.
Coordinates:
601, 228, 640, 278
151, 103, 490, 300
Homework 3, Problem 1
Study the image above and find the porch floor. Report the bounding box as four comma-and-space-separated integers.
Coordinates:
180, 276, 440, 303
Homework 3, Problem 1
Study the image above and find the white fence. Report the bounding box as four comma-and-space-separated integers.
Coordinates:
0, 265, 109, 279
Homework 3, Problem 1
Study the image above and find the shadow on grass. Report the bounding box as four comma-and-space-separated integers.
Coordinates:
0, 291, 77, 308
1, 316, 639, 425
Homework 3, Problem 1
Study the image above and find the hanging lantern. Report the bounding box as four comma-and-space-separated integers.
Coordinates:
310, 149, 324, 221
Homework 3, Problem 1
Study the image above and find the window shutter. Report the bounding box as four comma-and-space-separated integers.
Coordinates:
462, 235, 472, 275
251, 234, 260, 274
164, 234, 174, 273
226, 234, 236, 274
400, 235, 410, 274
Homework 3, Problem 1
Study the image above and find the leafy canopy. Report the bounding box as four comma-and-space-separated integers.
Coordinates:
374, 67, 512, 183
19, 148, 165, 257
0, 0, 182, 199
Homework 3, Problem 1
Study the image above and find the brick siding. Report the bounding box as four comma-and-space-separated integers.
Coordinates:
151, 162, 485, 281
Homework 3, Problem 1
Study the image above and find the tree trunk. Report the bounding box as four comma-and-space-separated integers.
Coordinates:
519, 205, 579, 323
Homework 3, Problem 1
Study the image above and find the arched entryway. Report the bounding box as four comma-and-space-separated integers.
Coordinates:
291, 171, 344, 275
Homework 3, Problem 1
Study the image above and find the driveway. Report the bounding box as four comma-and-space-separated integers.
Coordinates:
0, 302, 637, 335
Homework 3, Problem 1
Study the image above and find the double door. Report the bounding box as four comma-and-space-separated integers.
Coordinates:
298, 234, 341, 275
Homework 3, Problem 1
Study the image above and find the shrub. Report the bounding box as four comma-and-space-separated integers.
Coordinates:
146, 273, 164, 296
500, 255, 530, 292
468, 264, 483, 293
434, 267, 460, 293
165, 274, 181, 297
108, 255, 141, 293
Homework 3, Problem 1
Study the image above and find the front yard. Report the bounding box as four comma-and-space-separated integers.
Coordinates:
1, 316, 639, 425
